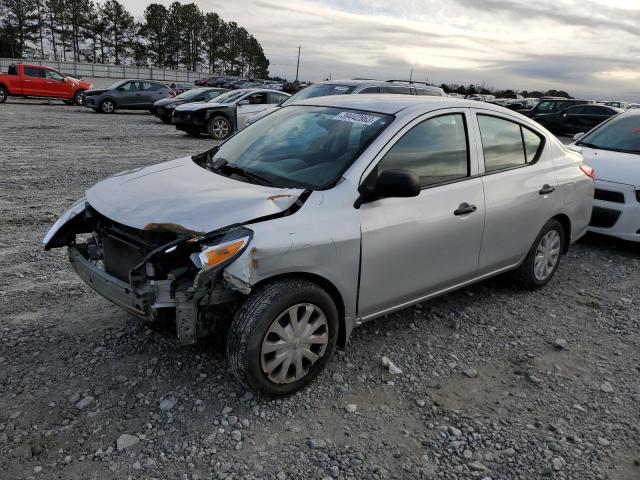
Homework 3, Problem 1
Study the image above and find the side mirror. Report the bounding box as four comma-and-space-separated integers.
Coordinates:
238, 99, 250, 106
573, 132, 586, 142
63, 77, 69, 83
354, 169, 421, 208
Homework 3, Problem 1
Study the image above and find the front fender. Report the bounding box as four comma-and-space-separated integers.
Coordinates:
43, 197, 88, 250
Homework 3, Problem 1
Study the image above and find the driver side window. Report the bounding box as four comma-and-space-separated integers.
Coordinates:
245, 93, 267, 104
378, 113, 469, 187
45, 69, 65, 81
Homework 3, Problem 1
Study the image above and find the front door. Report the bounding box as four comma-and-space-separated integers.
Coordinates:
358, 110, 485, 318
236, 92, 269, 129
44, 68, 72, 98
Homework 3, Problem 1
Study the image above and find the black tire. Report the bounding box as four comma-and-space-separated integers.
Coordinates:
227, 278, 339, 397
206, 115, 232, 140
512, 219, 564, 289
99, 98, 116, 114
74, 90, 86, 106
0, 85, 7, 103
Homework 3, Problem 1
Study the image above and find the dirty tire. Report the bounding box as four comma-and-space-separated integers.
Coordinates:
512, 218, 564, 289
99, 99, 115, 114
227, 278, 338, 397
74, 90, 86, 106
0, 85, 7, 103
206, 115, 231, 140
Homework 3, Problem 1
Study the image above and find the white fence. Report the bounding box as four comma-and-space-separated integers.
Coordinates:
0, 58, 212, 82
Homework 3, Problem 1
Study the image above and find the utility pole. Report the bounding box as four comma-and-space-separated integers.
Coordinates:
295, 46, 301, 82
409, 68, 413, 82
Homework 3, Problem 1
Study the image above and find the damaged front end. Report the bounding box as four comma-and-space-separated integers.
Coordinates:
45, 202, 252, 346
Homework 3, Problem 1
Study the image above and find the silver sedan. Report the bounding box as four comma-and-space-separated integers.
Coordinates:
45, 95, 594, 396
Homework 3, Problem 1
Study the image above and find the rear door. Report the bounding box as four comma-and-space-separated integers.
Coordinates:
358, 109, 485, 318
581, 105, 613, 131
561, 105, 585, 133
22, 66, 47, 96
115, 81, 139, 107
471, 111, 558, 274
143, 81, 172, 106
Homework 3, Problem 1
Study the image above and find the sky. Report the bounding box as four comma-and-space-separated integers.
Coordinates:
122, 0, 640, 101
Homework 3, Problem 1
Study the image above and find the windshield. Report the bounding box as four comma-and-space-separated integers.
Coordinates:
197, 105, 393, 189
208, 90, 246, 104
105, 80, 127, 90
578, 114, 640, 153
175, 88, 208, 100
282, 84, 357, 106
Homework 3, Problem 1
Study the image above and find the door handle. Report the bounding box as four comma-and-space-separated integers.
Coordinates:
454, 202, 477, 216
539, 184, 555, 195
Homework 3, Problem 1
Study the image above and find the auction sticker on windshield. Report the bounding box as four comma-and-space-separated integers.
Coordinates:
333, 111, 380, 125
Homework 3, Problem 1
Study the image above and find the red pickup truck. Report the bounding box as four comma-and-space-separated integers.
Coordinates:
0, 63, 93, 105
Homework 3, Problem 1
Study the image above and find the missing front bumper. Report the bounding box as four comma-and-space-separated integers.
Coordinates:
69, 245, 149, 318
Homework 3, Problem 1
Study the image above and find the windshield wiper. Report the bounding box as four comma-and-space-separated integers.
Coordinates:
210, 159, 275, 186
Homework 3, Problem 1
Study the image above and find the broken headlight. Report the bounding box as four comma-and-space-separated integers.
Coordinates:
190, 235, 250, 271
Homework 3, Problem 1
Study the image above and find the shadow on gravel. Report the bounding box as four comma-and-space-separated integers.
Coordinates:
578, 232, 640, 257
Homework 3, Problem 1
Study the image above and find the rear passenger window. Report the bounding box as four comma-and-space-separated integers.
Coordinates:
416, 89, 442, 97
358, 87, 380, 94
24, 67, 44, 78
385, 86, 412, 95
378, 113, 469, 187
478, 115, 543, 172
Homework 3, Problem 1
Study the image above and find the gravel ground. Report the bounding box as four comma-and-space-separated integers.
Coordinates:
0, 98, 639, 480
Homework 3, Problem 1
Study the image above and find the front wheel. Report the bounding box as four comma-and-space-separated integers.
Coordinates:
206, 115, 232, 140
512, 219, 564, 289
227, 278, 338, 396
0, 86, 7, 103
99, 99, 115, 114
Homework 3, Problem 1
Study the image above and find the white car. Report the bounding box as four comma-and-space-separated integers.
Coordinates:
573, 109, 640, 241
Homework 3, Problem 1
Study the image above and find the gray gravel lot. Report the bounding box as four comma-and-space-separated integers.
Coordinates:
0, 99, 639, 480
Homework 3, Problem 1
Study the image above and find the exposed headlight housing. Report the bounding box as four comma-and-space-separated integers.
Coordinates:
190, 236, 250, 271
167, 103, 176, 109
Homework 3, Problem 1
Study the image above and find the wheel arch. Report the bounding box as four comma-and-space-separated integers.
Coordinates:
551, 213, 571, 254
250, 271, 349, 347
100, 96, 117, 107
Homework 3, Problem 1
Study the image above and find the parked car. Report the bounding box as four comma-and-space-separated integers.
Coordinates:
0, 63, 92, 105
245, 79, 446, 126
571, 109, 640, 241
84, 79, 175, 113
44, 96, 594, 395
195, 76, 220, 86
173, 88, 290, 139
534, 104, 623, 135
153, 87, 227, 123
168, 82, 195, 95
521, 98, 590, 118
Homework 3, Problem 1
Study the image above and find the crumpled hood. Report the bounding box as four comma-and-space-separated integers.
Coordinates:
579, 146, 640, 187
86, 156, 304, 234
175, 101, 227, 113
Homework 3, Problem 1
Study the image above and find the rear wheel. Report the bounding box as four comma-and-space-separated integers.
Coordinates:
100, 99, 115, 114
227, 278, 338, 396
74, 90, 86, 105
0, 86, 7, 103
206, 115, 231, 140
512, 219, 564, 289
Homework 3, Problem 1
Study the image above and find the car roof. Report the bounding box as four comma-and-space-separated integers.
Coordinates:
317, 79, 443, 90
290, 94, 506, 115
233, 88, 290, 95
